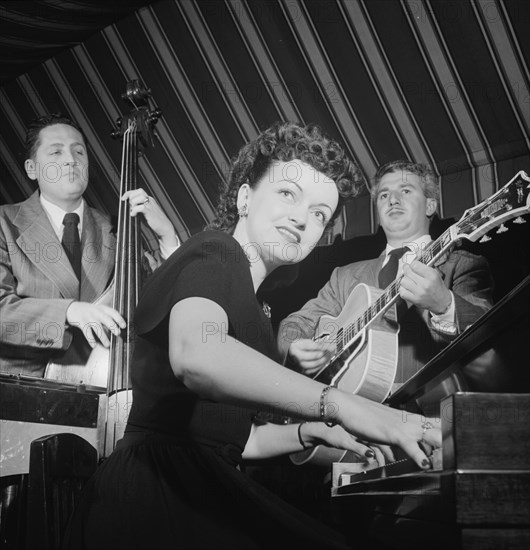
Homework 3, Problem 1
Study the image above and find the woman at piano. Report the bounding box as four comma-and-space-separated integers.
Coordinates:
64, 122, 441, 550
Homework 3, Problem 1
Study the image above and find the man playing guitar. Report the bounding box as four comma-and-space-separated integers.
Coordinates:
278, 160, 494, 386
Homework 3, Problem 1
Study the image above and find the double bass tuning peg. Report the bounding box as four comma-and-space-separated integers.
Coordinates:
110, 117, 124, 139
122, 80, 150, 104
496, 224, 508, 234
148, 108, 162, 125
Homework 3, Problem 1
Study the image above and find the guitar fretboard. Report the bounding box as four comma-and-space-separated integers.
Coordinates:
317, 170, 529, 384
337, 228, 455, 354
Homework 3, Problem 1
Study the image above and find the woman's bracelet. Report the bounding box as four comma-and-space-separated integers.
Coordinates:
297, 422, 311, 450
320, 385, 337, 427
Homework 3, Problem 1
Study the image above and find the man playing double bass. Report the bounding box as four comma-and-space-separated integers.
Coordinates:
0, 113, 179, 376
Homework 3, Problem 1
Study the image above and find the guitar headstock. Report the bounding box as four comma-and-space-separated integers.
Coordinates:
111, 79, 162, 149
454, 171, 530, 243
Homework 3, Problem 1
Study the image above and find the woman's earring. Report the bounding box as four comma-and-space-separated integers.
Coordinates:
238, 203, 248, 218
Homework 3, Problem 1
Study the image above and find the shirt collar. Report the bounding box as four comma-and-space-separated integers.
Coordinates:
40, 194, 85, 239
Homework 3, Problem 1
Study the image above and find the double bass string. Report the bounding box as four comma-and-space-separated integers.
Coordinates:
100, 80, 162, 458
104, 120, 136, 456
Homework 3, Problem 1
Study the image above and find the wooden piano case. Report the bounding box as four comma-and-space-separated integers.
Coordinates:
0, 375, 101, 549
333, 393, 530, 549
331, 276, 530, 549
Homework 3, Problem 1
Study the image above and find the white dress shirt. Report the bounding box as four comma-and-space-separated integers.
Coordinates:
40, 195, 84, 240
40, 194, 179, 261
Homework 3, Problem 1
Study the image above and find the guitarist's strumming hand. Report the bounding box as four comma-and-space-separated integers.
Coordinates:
399, 260, 453, 316
288, 338, 334, 374
66, 302, 126, 349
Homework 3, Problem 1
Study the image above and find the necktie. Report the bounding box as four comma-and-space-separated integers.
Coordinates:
62, 213, 81, 280
378, 247, 407, 289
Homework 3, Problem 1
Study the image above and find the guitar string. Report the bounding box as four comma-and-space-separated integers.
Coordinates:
323, 184, 518, 351
327, 227, 456, 350
320, 180, 525, 359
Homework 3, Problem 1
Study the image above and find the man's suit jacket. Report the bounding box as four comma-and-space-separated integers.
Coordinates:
0, 191, 115, 375
278, 248, 493, 383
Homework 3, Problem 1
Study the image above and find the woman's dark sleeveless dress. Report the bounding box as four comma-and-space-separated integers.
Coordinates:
63, 231, 348, 550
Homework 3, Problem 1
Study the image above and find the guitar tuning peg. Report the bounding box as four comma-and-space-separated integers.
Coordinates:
479, 235, 491, 243
513, 216, 526, 224
496, 224, 508, 234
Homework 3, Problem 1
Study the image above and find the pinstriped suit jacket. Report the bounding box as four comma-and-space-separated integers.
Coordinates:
0, 191, 115, 375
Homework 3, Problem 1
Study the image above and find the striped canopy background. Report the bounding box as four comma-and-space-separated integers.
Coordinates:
1, 0, 529, 245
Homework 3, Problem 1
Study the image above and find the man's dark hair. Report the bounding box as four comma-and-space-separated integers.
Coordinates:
25, 113, 86, 160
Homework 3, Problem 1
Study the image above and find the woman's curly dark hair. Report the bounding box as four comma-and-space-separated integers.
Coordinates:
207, 121, 365, 233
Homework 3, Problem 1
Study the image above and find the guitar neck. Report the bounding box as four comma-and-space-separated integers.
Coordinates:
341, 170, 530, 350
320, 170, 529, 384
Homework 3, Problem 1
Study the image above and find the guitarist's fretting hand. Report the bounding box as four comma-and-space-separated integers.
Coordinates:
66, 302, 126, 348
289, 338, 333, 374
400, 260, 453, 315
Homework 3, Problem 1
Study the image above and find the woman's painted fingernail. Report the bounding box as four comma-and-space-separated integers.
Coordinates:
365, 449, 375, 458
422, 458, 431, 468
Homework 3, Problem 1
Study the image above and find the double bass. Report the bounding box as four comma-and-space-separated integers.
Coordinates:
45, 80, 162, 456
